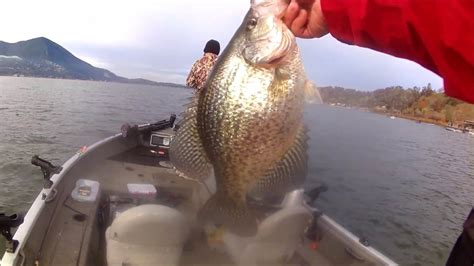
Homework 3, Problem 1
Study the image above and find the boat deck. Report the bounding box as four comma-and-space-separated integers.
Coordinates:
3, 133, 394, 266
94, 155, 340, 266
77, 152, 371, 266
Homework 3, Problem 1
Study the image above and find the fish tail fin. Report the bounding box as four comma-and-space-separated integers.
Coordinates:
198, 191, 258, 236
304, 80, 323, 104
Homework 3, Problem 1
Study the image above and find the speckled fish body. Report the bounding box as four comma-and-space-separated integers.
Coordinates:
170, 0, 319, 235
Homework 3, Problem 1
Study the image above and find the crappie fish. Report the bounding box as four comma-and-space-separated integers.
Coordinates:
170, 0, 320, 236
248, 124, 309, 201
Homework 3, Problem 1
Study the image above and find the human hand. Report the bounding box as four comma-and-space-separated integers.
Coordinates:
283, 0, 329, 38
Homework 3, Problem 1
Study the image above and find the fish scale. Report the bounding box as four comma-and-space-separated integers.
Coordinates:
170, 0, 321, 236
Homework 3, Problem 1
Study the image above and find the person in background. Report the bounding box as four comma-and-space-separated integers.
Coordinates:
283, 0, 474, 104
282, 1, 474, 264
186, 39, 220, 93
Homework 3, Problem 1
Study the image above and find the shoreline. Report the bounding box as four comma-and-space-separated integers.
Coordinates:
0, 75, 187, 89
336, 105, 462, 129
386, 112, 448, 127
372, 109, 471, 132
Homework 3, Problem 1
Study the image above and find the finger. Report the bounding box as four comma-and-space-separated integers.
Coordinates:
291, 9, 309, 37
295, 0, 314, 4
283, 1, 299, 27
296, 0, 314, 10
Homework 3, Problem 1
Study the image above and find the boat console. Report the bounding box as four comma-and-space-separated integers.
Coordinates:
120, 114, 176, 159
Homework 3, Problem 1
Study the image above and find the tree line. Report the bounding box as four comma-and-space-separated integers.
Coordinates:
319, 84, 474, 124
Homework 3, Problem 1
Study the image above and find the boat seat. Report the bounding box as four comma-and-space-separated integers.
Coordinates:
105, 204, 189, 266
216, 190, 312, 266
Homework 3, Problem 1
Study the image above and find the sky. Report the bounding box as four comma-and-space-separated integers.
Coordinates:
1, 0, 443, 91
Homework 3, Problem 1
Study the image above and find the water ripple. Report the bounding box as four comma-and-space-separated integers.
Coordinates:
0, 77, 472, 265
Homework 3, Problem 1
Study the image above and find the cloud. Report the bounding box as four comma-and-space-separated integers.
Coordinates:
0, 0, 443, 90
299, 36, 443, 90
0, 0, 247, 47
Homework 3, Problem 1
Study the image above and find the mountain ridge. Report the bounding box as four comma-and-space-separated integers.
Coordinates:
0, 37, 184, 87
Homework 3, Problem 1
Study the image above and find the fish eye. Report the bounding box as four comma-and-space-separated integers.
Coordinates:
247, 18, 258, 30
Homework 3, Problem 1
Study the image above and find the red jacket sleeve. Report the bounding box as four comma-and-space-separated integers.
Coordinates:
321, 0, 474, 104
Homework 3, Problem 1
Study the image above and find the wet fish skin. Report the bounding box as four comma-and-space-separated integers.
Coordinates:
248, 124, 309, 201
196, 4, 308, 235
170, 0, 321, 236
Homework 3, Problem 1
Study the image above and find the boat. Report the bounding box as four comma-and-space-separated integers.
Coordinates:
390, 116, 395, 120
445, 126, 463, 133
469, 131, 474, 136
1, 115, 397, 266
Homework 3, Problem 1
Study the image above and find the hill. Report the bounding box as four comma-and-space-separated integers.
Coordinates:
0, 37, 184, 87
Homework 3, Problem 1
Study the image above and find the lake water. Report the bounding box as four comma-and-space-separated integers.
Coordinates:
0, 76, 473, 265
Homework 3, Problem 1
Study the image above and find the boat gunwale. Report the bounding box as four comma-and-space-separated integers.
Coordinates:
1, 133, 121, 266
1, 126, 399, 266
315, 213, 398, 265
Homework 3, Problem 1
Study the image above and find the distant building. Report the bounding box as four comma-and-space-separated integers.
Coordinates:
463, 120, 474, 130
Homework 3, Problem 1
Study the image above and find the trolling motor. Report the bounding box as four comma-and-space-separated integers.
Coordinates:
121, 114, 177, 139
0, 213, 24, 253
31, 155, 63, 189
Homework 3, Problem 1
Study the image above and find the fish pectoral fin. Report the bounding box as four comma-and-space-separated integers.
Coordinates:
198, 192, 258, 237
304, 80, 323, 104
